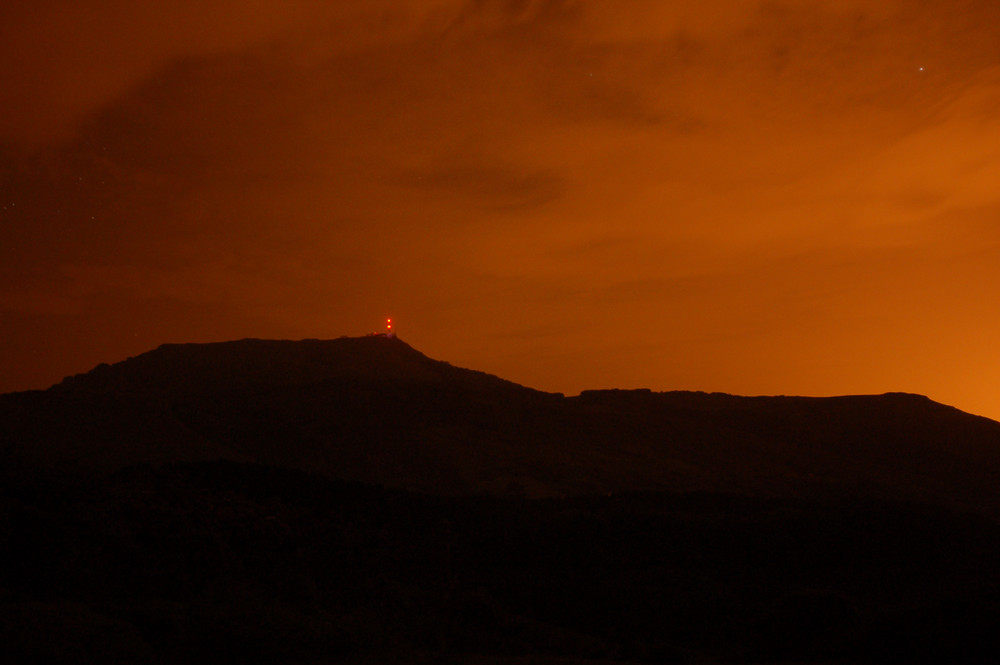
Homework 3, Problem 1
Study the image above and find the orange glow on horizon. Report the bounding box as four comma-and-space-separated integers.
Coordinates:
2, 1, 1000, 422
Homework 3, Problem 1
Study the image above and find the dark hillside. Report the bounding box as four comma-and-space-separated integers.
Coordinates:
4, 461, 1000, 664
0, 389, 238, 481
54, 336, 530, 399
4, 337, 1000, 516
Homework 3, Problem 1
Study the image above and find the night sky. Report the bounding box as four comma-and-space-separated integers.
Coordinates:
3, 1, 1000, 420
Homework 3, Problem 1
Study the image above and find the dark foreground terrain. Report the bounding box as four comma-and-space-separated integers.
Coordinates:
6, 460, 1000, 664
4, 336, 1000, 663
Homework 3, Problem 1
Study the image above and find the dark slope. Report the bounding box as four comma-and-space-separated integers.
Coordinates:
563, 390, 1000, 516
8, 338, 1000, 664
33, 336, 549, 494
6, 460, 1000, 665
4, 335, 1000, 515
0, 389, 240, 481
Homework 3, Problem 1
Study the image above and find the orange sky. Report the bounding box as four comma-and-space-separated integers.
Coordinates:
3, 1, 1000, 420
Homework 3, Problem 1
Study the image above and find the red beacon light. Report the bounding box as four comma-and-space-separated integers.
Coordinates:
368, 317, 396, 337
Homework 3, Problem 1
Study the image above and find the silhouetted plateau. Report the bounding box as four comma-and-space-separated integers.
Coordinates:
3, 336, 1000, 663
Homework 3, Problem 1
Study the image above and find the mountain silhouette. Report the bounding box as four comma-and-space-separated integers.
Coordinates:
4, 335, 1000, 515
54, 335, 527, 398
7, 336, 1000, 664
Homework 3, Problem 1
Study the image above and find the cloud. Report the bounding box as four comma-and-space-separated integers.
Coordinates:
859, 69, 1000, 216
393, 159, 564, 211
0, 0, 467, 145
5, 0, 1000, 418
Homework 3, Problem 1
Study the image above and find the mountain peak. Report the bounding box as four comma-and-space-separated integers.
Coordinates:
53, 335, 529, 399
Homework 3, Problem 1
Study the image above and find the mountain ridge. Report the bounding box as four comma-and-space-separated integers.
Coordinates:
4, 335, 1000, 518
53, 335, 535, 399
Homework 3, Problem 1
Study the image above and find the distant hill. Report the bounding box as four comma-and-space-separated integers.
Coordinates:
53, 336, 528, 399
7, 335, 1000, 664
4, 335, 1000, 517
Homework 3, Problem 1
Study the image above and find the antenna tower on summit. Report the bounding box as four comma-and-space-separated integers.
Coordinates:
386, 317, 394, 338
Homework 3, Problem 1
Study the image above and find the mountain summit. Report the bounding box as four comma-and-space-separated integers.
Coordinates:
4, 336, 1000, 516
54, 335, 529, 399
